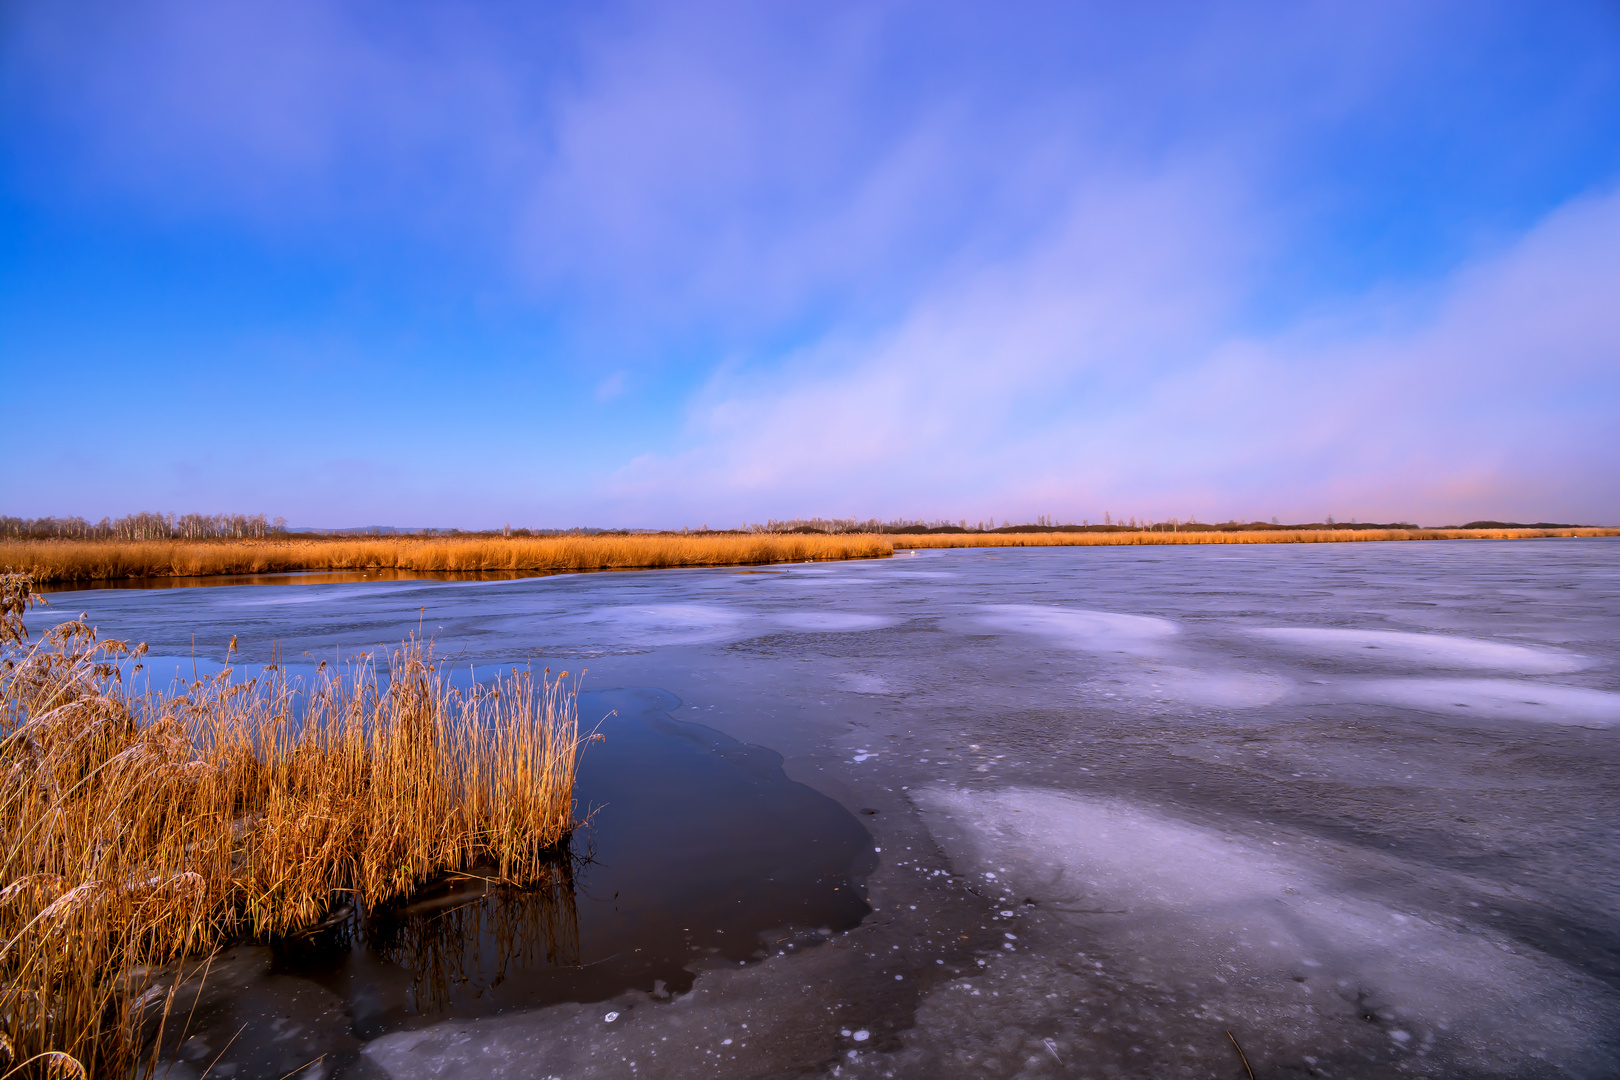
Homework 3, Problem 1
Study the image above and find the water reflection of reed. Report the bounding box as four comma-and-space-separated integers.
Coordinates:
366, 856, 581, 1014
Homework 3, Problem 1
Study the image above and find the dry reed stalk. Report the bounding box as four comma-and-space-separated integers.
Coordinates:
0, 534, 895, 585
886, 527, 1620, 549
0, 574, 590, 1077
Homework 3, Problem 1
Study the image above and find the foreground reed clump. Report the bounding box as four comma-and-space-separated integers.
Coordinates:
0, 574, 589, 1077
1, 533, 895, 586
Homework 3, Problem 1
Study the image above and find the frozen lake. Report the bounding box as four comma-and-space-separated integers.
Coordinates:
34, 538, 1620, 1078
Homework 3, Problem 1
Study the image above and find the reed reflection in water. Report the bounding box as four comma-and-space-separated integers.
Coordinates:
374, 860, 581, 1014
282, 852, 582, 1017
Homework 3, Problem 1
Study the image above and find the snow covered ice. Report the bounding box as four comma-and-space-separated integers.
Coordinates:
911, 786, 1614, 1077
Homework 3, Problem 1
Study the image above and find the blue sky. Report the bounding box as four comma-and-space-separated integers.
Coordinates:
3, 1, 1618, 528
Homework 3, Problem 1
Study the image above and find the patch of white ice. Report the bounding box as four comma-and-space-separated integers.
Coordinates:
1254, 628, 1586, 674
839, 673, 896, 695
227, 591, 351, 607
857, 570, 958, 581
577, 604, 745, 645
1341, 678, 1620, 728
1097, 666, 1291, 708
775, 612, 894, 632
913, 786, 1616, 1073
978, 605, 1178, 656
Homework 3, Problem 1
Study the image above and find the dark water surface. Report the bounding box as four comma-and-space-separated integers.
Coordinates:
269, 690, 872, 1036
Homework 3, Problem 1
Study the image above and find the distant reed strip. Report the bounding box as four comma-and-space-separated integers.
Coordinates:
885, 526, 1619, 549
3, 528, 1613, 586
0, 533, 895, 584
0, 574, 588, 1076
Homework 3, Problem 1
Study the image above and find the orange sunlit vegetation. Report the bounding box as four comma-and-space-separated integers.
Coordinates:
0, 574, 587, 1076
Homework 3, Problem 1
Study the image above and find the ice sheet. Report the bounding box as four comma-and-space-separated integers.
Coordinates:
1255, 627, 1587, 673
1341, 677, 1620, 727
913, 785, 1619, 1076
1091, 665, 1292, 708
578, 604, 746, 645
977, 604, 1178, 655
774, 612, 895, 632
839, 673, 899, 694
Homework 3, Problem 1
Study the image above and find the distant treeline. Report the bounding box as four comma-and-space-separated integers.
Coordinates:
3, 512, 1589, 541
744, 515, 1596, 534
0, 515, 659, 541
745, 515, 1442, 535
0, 512, 286, 541
0, 515, 587, 541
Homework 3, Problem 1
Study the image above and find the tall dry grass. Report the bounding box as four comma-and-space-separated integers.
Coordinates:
0, 533, 895, 585
0, 574, 589, 1077
886, 526, 1620, 549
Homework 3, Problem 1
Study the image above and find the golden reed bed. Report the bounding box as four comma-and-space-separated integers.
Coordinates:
0, 574, 587, 1076
2, 527, 1616, 586
0, 533, 893, 585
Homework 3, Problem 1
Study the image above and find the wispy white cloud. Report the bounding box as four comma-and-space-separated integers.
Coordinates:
606, 185, 1620, 524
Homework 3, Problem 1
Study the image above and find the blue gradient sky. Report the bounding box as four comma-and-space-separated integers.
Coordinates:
3, 1, 1618, 528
